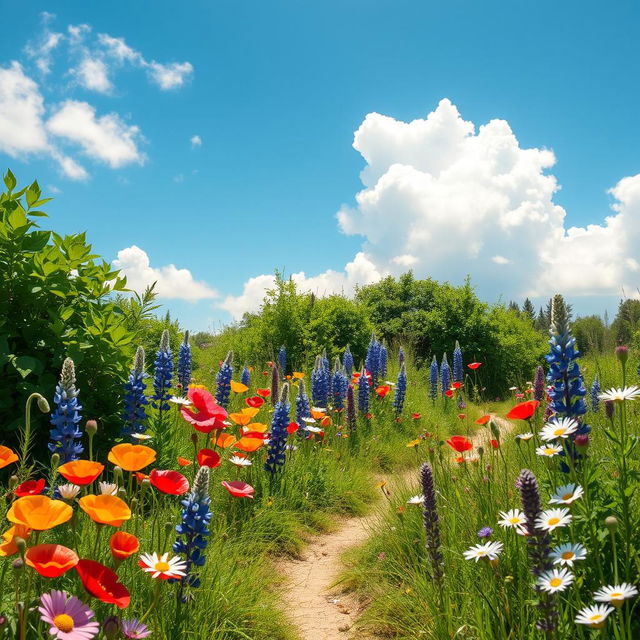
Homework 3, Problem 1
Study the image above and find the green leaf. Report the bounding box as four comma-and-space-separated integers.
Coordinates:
11, 355, 43, 379
3, 169, 16, 191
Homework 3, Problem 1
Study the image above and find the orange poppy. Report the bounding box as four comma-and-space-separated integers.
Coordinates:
310, 409, 326, 420
7, 495, 73, 531
110, 531, 139, 560
242, 407, 259, 418
75, 559, 131, 608
230, 381, 249, 393
108, 443, 156, 471
78, 495, 132, 527
375, 385, 391, 398
0, 445, 18, 469
244, 422, 268, 434
58, 460, 105, 485
0, 525, 31, 556
177, 457, 192, 467
320, 416, 331, 427
293, 372, 305, 379
229, 412, 252, 426
475, 414, 492, 425
25, 544, 78, 578
256, 388, 271, 398
235, 437, 264, 453
216, 433, 237, 449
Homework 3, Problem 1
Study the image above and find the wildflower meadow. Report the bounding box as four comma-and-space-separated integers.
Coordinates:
1, 174, 639, 640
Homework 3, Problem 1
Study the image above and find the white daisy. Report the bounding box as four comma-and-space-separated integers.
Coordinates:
406, 495, 425, 505
139, 552, 187, 580
497, 509, 527, 532
57, 483, 81, 499
535, 508, 572, 532
598, 386, 640, 402
99, 482, 118, 495
549, 484, 584, 505
550, 543, 587, 567
463, 541, 503, 562
537, 568, 574, 593
509, 386, 518, 391
131, 433, 152, 441
311, 407, 327, 413
305, 426, 324, 433
575, 604, 614, 629
536, 444, 563, 457
384, 381, 396, 386
516, 432, 534, 441
228, 456, 252, 467
540, 417, 579, 442
301, 417, 317, 424
169, 396, 192, 406
593, 583, 638, 607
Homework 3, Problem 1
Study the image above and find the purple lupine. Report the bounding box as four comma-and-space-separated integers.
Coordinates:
590, 374, 600, 412
295, 379, 311, 438
241, 366, 250, 388
420, 463, 443, 585
440, 354, 451, 397
358, 367, 369, 413
453, 340, 463, 383
533, 365, 545, 403
392, 363, 407, 415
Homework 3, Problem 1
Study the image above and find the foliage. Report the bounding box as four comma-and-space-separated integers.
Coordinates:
611, 298, 640, 346
572, 315, 606, 354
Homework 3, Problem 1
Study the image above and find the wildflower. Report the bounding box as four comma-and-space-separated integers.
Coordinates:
0, 446, 18, 469
540, 418, 578, 442
256, 388, 271, 398
177, 331, 192, 392
25, 544, 79, 577
240, 366, 251, 387
550, 543, 587, 567
122, 619, 151, 639
265, 384, 290, 474
110, 532, 139, 561
215, 351, 234, 408
575, 604, 614, 629
75, 559, 130, 608
311, 356, 329, 408
58, 460, 104, 486
537, 568, 574, 593
463, 541, 503, 562
38, 590, 99, 639
440, 354, 451, 397
0, 524, 30, 556
429, 355, 439, 401
468, 362, 482, 370
122, 347, 149, 437
58, 483, 81, 499
516, 432, 534, 441
452, 340, 463, 382
533, 365, 545, 402
174, 466, 212, 597
498, 509, 526, 531
392, 363, 407, 414
222, 480, 254, 498
98, 482, 118, 495
177, 457, 192, 467
246, 396, 265, 408
149, 469, 189, 495
169, 396, 191, 406
549, 484, 584, 505
278, 344, 287, 373
181, 387, 228, 433
379, 342, 388, 377
506, 400, 540, 420
357, 366, 369, 413
346, 384, 356, 433
15, 478, 45, 497
332, 360, 349, 410
271, 363, 280, 406
78, 495, 131, 527
598, 386, 640, 402
108, 444, 156, 471
590, 374, 600, 412
535, 508, 572, 532
365, 335, 382, 387
139, 552, 187, 580
49, 358, 84, 462
477, 527, 493, 538
131, 433, 152, 441
536, 444, 563, 457
152, 330, 173, 412
446, 436, 473, 453
197, 449, 221, 468
343, 345, 354, 376
475, 414, 491, 425
420, 463, 443, 584
7, 495, 72, 531
229, 455, 251, 467
407, 495, 424, 505
593, 583, 638, 607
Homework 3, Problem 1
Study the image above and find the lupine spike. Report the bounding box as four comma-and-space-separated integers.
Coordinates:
365, 335, 381, 388
122, 347, 149, 437
177, 331, 192, 394
392, 363, 407, 415
49, 358, 84, 462
429, 355, 439, 401
440, 354, 451, 397
332, 358, 348, 410
241, 366, 251, 387
152, 329, 173, 412
343, 345, 354, 377
420, 463, 444, 584
590, 374, 600, 412
358, 366, 369, 413
265, 383, 290, 473
278, 345, 287, 375
379, 343, 388, 378
533, 365, 545, 403
346, 384, 356, 432
296, 379, 311, 437
311, 355, 329, 408
398, 346, 405, 368
215, 351, 233, 408
453, 340, 463, 383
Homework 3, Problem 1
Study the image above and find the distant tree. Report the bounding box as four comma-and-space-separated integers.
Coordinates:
508, 301, 520, 312
572, 315, 606, 354
535, 306, 548, 333
611, 299, 640, 345
522, 298, 536, 323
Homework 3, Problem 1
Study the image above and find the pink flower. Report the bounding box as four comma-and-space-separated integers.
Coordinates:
38, 590, 100, 639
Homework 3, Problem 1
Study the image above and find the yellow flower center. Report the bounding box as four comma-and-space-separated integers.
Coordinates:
549, 578, 562, 588
544, 449, 555, 455
561, 551, 574, 560
589, 615, 603, 622
553, 428, 565, 436
610, 592, 622, 599
509, 517, 520, 524
155, 561, 171, 572
547, 517, 560, 526
53, 614, 74, 632
562, 493, 573, 501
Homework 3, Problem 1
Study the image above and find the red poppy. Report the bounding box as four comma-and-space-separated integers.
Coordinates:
15, 478, 45, 497
75, 559, 131, 608
197, 449, 221, 468
411, 413, 422, 420
287, 422, 299, 434
444, 389, 454, 398
25, 544, 78, 577
245, 396, 265, 409
320, 416, 331, 427
177, 457, 192, 467
452, 382, 463, 389
241, 430, 268, 440
266, 361, 274, 367
365, 412, 373, 419
375, 385, 391, 398
221, 481, 254, 499
506, 400, 540, 420
490, 439, 500, 449
134, 472, 148, 484
256, 388, 271, 398
109, 531, 139, 560
475, 414, 491, 425
446, 436, 473, 453
457, 413, 466, 420
181, 388, 228, 433
515, 393, 524, 399
468, 362, 482, 370
149, 469, 190, 495
455, 455, 466, 464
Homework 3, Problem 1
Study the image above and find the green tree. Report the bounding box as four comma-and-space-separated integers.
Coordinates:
572, 315, 606, 354
611, 299, 640, 345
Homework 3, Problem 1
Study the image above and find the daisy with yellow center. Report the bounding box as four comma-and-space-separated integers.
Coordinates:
516, 432, 534, 441
462, 541, 503, 563
138, 552, 187, 580
535, 508, 572, 532
575, 604, 614, 629
549, 543, 587, 567
540, 417, 579, 442
535, 444, 563, 457
598, 386, 640, 402
593, 583, 638, 607
537, 568, 574, 593
549, 483, 584, 505
497, 509, 526, 532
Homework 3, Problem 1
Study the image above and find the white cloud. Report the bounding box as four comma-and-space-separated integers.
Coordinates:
224, 98, 640, 318
147, 61, 193, 90
25, 30, 63, 75
72, 57, 112, 93
113, 245, 219, 302
47, 100, 144, 168
190, 134, 202, 148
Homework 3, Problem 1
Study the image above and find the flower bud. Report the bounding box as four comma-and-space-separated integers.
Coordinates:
36, 394, 50, 413
130, 497, 138, 512
117, 487, 127, 500
477, 446, 484, 458
51, 453, 60, 468
190, 433, 198, 445
102, 616, 121, 639
8, 475, 18, 490
605, 516, 618, 532
85, 419, 98, 436
605, 400, 614, 420
113, 466, 123, 485
140, 478, 151, 497
615, 345, 629, 365
575, 433, 589, 450
12, 557, 24, 571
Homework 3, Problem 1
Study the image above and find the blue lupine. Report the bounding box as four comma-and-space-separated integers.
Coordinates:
332, 359, 349, 410
278, 345, 287, 375
152, 330, 173, 412
270, 365, 279, 406
215, 351, 233, 408
545, 301, 589, 471
365, 336, 381, 387
311, 356, 329, 408
321, 348, 330, 374
122, 347, 149, 437
429, 356, 439, 401
49, 357, 83, 462
379, 343, 388, 378
343, 345, 354, 377
265, 384, 290, 473
392, 363, 407, 414
177, 331, 192, 394
440, 354, 451, 397
346, 384, 356, 432
173, 466, 211, 601
590, 374, 600, 412
296, 379, 311, 437
241, 366, 251, 387
358, 367, 369, 413
398, 346, 405, 368
453, 341, 463, 383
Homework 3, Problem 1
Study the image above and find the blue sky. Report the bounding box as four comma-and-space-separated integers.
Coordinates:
1, 1, 639, 331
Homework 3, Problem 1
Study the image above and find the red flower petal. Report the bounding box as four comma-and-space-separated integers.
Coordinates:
468, 362, 482, 370
75, 559, 130, 608
221, 480, 254, 499
180, 388, 228, 433
506, 400, 540, 420
197, 449, 221, 468
446, 436, 473, 453
245, 396, 265, 409
149, 469, 190, 495
15, 478, 45, 497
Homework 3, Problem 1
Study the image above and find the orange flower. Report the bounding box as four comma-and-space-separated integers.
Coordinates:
506, 400, 540, 421
320, 416, 331, 427
0, 445, 18, 469
216, 433, 237, 449
241, 407, 259, 418
230, 380, 249, 393
245, 422, 268, 434
235, 437, 264, 453
110, 531, 139, 560
78, 495, 132, 527
310, 409, 326, 420
229, 413, 252, 426
25, 544, 78, 578
0, 525, 31, 556
375, 385, 391, 398
7, 496, 73, 531
177, 456, 192, 467
475, 414, 492, 425
108, 443, 156, 471
58, 460, 105, 485
293, 372, 305, 379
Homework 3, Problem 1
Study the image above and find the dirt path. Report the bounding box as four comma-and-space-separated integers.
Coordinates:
278, 415, 513, 640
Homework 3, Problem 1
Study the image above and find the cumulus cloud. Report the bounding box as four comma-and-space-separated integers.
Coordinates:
190, 134, 202, 148
71, 57, 112, 93
113, 246, 219, 302
224, 98, 640, 318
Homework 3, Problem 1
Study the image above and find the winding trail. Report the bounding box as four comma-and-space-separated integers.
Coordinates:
278, 416, 514, 640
